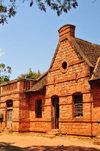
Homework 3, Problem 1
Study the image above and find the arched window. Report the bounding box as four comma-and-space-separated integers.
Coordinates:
73, 93, 83, 117
6, 100, 13, 108
36, 99, 42, 118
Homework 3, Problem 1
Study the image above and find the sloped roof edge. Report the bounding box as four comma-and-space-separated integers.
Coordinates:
36, 70, 48, 81
49, 43, 60, 69
25, 70, 48, 93
90, 57, 100, 81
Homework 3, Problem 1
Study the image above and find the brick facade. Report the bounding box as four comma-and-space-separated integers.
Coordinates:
0, 24, 100, 136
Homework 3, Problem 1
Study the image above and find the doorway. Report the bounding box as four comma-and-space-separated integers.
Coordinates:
52, 97, 59, 129
7, 109, 12, 128
6, 100, 13, 128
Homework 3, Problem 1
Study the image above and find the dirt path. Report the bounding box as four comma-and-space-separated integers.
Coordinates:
0, 133, 100, 150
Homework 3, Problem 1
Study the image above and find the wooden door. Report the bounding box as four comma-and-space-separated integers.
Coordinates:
7, 109, 12, 128
52, 97, 59, 129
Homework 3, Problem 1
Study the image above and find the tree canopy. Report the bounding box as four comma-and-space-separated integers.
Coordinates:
18, 68, 41, 79
0, 0, 78, 24
0, 64, 11, 84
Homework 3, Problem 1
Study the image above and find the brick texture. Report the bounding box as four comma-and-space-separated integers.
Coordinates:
0, 24, 100, 137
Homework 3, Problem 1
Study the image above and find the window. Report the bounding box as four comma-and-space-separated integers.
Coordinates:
7, 100, 13, 108
62, 61, 67, 70
60, 60, 68, 73
36, 100, 42, 118
73, 94, 83, 117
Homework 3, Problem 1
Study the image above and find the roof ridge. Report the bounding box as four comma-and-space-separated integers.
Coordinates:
75, 37, 100, 47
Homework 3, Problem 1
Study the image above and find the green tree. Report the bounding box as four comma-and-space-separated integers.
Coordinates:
0, 0, 78, 24
0, 64, 11, 84
18, 68, 41, 79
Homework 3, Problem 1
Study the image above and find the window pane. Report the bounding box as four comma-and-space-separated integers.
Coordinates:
74, 94, 83, 117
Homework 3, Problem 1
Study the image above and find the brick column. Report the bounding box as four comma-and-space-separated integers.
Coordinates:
94, 120, 100, 144
97, 121, 100, 136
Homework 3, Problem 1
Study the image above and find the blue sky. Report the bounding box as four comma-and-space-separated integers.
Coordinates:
0, 0, 100, 80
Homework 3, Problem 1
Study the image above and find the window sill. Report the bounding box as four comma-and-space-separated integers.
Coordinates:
73, 116, 83, 121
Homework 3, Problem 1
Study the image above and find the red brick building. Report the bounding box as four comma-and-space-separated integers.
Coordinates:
0, 24, 100, 136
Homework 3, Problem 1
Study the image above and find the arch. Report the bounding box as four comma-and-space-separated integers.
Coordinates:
72, 92, 82, 96
6, 100, 13, 108
51, 95, 59, 99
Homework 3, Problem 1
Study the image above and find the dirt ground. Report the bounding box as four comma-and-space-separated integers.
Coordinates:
0, 133, 100, 151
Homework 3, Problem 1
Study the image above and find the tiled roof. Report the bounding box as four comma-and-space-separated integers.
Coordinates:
90, 57, 100, 81
70, 37, 100, 81
25, 71, 48, 92
75, 38, 100, 67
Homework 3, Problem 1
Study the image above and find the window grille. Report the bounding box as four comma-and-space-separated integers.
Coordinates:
36, 100, 42, 118
73, 94, 83, 117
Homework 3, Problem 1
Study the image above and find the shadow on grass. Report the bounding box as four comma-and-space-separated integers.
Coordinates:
0, 142, 99, 151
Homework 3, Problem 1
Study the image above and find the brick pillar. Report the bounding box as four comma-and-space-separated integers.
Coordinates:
58, 24, 76, 42
94, 120, 100, 144
97, 121, 100, 136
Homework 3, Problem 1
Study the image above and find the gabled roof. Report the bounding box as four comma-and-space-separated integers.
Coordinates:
50, 37, 100, 68
49, 36, 100, 81
90, 57, 100, 81
25, 70, 48, 93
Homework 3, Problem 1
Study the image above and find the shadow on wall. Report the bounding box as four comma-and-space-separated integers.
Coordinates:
0, 142, 99, 151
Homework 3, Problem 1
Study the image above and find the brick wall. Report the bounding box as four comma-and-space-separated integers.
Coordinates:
0, 79, 34, 132
91, 80, 100, 136
29, 92, 51, 132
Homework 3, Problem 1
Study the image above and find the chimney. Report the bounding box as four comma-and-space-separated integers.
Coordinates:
58, 24, 76, 42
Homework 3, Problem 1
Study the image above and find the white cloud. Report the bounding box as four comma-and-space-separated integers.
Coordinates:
0, 48, 4, 57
